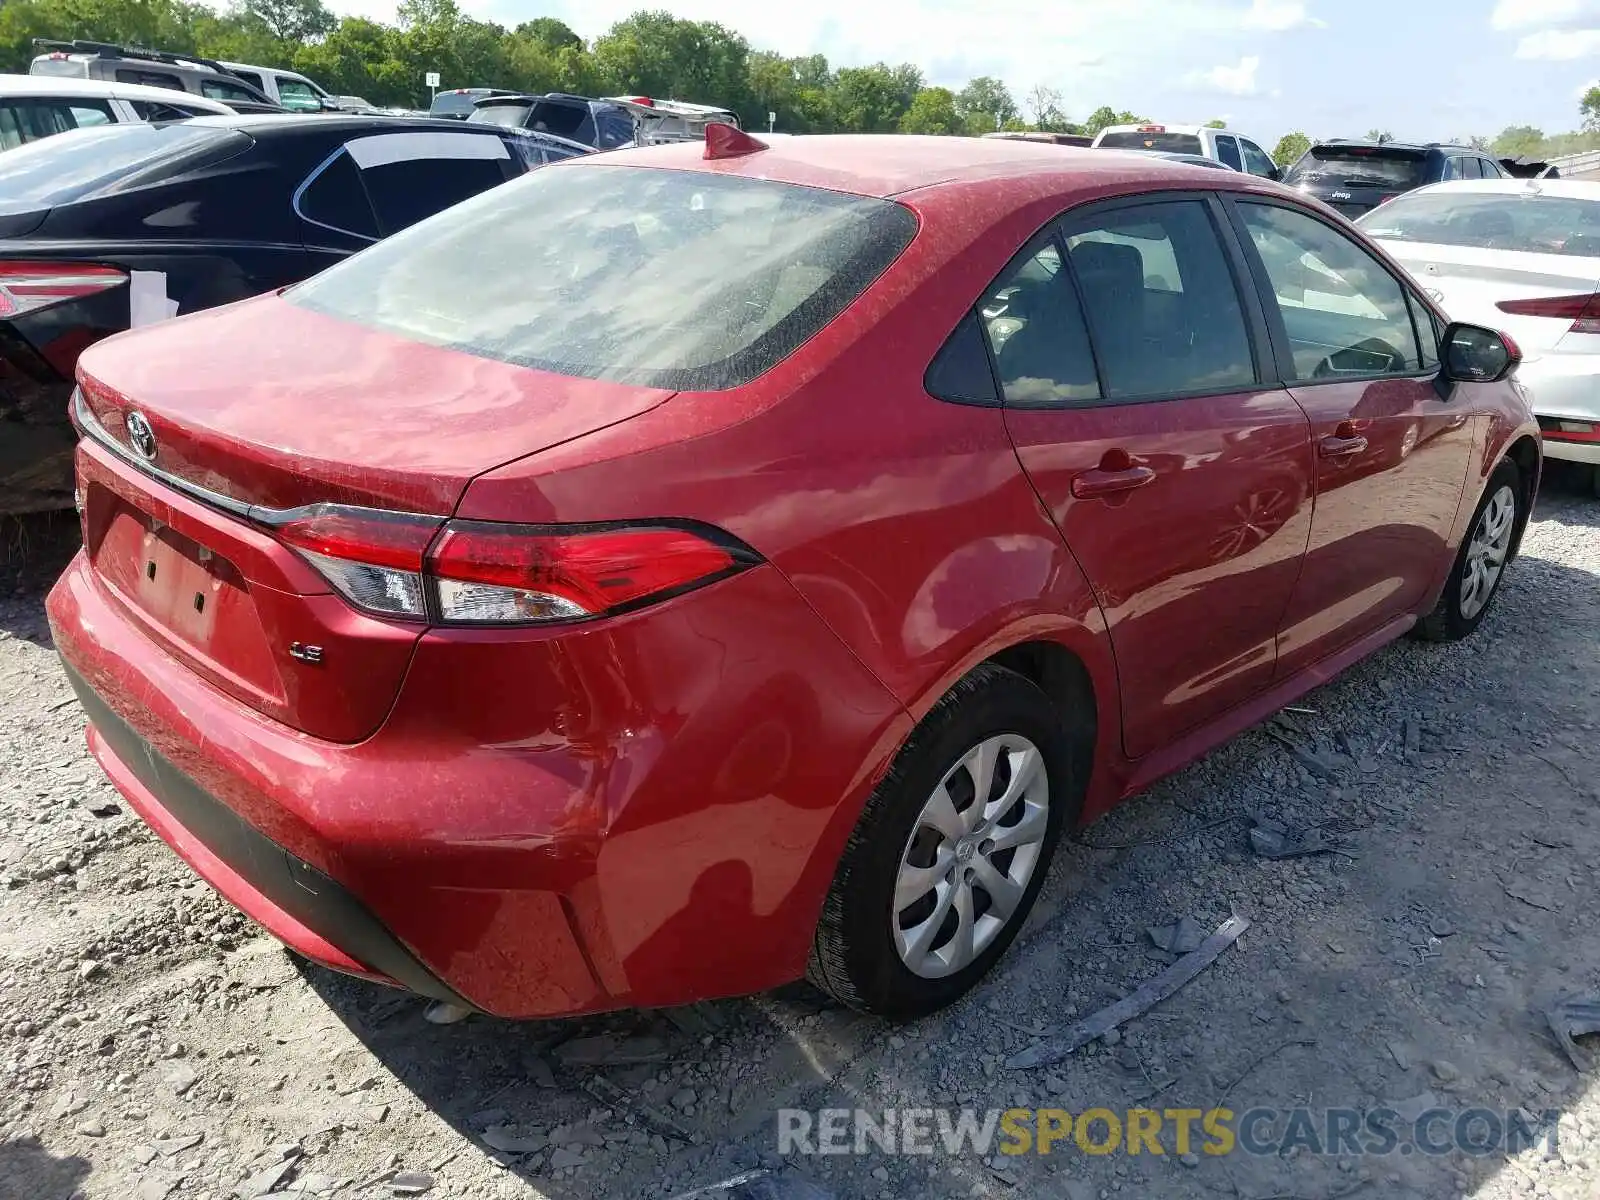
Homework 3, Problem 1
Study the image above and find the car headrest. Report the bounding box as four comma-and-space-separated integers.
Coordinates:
1070, 240, 1144, 294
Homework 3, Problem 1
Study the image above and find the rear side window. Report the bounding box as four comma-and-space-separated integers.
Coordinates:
979, 240, 1100, 406
290, 165, 918, 390
0, 99, 115, 151
1216, 136, 1243, 171
129, 99, 207, 121
202, 79, 258, 102
230, 70, 265, 91
296, 149, 379, 240
1062, 201, 1255, 399
1098, 130, 1204, 154
347, 133, 512, 234
597, 110, 635, 149
116, 69, 185, 92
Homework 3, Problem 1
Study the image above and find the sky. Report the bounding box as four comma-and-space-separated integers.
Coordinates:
328, 0, 1600, 146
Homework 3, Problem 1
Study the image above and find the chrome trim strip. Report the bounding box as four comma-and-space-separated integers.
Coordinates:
73, 387, 443, 531
75, 387, 257, 521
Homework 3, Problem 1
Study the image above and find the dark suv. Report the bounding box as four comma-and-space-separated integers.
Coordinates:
466, 92, 636, 150
1283, 140, 1511, 220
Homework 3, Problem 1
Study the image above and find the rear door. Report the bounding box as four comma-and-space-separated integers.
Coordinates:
994, 194, 1314, 758
1225, 197, 1474, 674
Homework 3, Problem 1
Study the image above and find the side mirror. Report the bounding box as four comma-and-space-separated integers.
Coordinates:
1269, 165, 1282, 181
1441, 321, 1519, 384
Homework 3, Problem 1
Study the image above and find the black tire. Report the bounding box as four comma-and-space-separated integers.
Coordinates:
1414, 458, 1522, 642
806, 663, 1077, 1020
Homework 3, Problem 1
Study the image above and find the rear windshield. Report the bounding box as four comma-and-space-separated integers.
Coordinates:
1284, 147, 1425, 189
289, 164, 918, 390
1097, 131, 1203, 154
430, 91, 485, 118
1359, 191, 1600, 256
29, 56, 88, 77
0, 123, 251, 210
465, 101, 531, 128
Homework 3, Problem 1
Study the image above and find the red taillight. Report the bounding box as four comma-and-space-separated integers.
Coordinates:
1377, 193, 1399, 205
274, 505, 755, 625
625, 95, 655, 107
0, 262, 126, 319
1496, 292, 1600, 334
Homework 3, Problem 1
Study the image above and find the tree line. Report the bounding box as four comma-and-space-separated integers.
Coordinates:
0, 0, 1151, 136
3, 0, 1594, 163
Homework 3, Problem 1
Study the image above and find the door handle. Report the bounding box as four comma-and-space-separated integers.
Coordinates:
1071, 464, 1157, 499
1318, 434, 1368, 458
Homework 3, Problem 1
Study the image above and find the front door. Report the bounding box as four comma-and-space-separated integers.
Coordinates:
1224, 198, 1475, 677
988, 196, 1315, 758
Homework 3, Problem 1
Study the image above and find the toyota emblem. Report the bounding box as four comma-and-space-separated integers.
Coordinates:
125, 411, 157, 462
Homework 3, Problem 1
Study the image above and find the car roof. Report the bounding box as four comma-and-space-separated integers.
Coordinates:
1314, 139, 1474, 154
219, 61, 312, 83
0, 71, 234, 111
1391, 178, 1600, 201
581, 134, 1275, 200
179, 112, 514, 136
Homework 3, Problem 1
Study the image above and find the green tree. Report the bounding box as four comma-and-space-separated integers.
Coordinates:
1583, 84, 1600, 134
1204, 117, 1226, 128
831, 62, 918, 131
518, 16, 581, 54
899, 86, 961, 135
1083, 105, 1148, 136
246, 0, 334, 46
1491, 124, 1546, 159
955, 75, 1017, 134
1271, 130, 1311, 166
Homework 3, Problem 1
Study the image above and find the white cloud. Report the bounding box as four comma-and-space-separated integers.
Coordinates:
1189, 55, 1262, 95
1490, 0, 1589, 31
1241, 0, 1325, 31
1514, 27, 1600, 58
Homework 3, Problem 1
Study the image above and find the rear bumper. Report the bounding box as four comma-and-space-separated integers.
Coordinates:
63, 659, 468, 1005
48, 535, 909, 1017
1518, 356, 1600, 463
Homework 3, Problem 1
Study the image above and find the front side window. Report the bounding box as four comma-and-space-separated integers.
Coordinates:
276, 78, 321, 110
1063, 200, 1256, 399
290, 165, 918, 391
1240, 140, 1277, 177
1239, 202, 1421, 381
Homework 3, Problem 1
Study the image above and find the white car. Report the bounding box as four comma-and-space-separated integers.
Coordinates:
606, 96, 741, 145
218, 62, 335, 112
1359, 179, 1600, 479
1090, 122, 1280, 178
0, 73, 232, 150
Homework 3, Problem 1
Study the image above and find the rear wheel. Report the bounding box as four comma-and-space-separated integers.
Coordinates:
807, 664, 1076, 1019
1415, 458, 1522, 642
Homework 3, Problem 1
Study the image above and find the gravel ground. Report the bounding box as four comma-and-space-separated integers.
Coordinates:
3, 467, 1599, 1200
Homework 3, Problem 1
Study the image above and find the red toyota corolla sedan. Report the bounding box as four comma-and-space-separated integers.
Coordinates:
48, 132, 1539, 1021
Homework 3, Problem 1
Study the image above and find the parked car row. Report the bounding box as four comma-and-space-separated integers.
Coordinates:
0, 113, 592, 513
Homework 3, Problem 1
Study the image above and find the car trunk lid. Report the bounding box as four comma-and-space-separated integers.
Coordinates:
1372, 239, 1600, 357
73, 293, 675, 741
1286, 145, 1427, 218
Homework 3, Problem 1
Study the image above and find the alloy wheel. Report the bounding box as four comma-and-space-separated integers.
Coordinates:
1460, 483, 1516, 620
892, 733, 1050, 979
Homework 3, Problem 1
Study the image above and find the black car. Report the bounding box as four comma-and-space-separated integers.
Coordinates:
428, 87, 520, 120
1282, 140, 1512, 220
466, 92, 637, 150
0, 114, 591, 514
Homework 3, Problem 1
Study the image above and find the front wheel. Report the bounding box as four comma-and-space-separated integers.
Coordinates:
1415, 458, 1522, 642
807, 664, 1077, 1019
